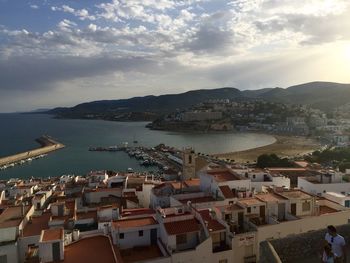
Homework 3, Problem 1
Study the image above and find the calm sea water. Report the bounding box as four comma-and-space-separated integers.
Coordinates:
0, 114, 275, 179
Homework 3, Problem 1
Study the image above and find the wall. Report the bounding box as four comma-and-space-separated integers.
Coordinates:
298, 177, 350, 195
38, 240, 64, 263
116, 227, 154, 249
0, 242, 19, 263
259, 241, 282, 263
0, 227, 18, 243
256, 210, 350, 259
137, 183, 153, 208
231, 232, 257, 262
265, 224, 350, 263
18, 235, 40, 263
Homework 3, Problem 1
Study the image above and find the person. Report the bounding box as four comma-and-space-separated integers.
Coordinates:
322, 243, 336, 263
325, 225, 346, 263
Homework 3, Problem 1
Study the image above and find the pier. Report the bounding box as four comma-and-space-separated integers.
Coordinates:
0, 135, 65, 168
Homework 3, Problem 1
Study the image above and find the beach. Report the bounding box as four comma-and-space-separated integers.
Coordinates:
214, 135, 321, 163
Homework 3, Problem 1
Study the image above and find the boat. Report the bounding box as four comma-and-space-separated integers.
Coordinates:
127, 168, 134, 173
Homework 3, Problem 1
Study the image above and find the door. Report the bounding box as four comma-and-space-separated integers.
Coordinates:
58, 205, 64, 216
278, 203, 286, 221
259, 206, 265, 219
238, 212, 244, 231
291, 203, 297, 216
52, 242, 60, 262
150, 228, 157, 245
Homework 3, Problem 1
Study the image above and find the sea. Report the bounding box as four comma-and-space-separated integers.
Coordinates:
0, 114, 276, 180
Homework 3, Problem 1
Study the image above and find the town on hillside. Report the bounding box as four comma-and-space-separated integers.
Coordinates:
150, 99, 350, 146
2, 143, 350, 263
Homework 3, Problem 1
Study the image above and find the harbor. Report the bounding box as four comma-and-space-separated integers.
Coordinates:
0, 135, 65, 170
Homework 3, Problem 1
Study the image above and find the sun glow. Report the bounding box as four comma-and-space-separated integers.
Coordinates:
345, 44, 350, 60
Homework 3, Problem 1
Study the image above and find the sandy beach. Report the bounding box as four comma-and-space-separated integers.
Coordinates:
214, 135, 321, 163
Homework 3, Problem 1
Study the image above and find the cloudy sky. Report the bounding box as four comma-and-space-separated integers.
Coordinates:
1, 0, 350, 112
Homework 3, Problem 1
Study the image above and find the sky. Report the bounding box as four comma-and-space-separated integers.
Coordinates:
1, 0, 350, 112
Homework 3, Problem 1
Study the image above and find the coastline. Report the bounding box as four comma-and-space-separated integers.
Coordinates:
214, 135, 321, 163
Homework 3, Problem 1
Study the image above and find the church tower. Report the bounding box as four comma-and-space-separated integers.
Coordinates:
182, 147, 196, 180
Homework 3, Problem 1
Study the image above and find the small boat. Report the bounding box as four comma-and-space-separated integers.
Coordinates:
127, 168, 134, 173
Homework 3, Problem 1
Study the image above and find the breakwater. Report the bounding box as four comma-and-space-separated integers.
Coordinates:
0, 135, 65, 168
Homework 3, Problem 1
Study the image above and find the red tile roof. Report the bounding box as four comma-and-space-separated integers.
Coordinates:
219, 185, 234, 198
113, 217, 157, 229
63, 235, 117, 263
199, 209, 226, 232
23, 212, 51, 237
120, 245, 163, 263
164, 219, 200, 235
121, 208, 155, 217
207, 170, 241, 182
41, 228, 64, 242
76, 211, 97, 221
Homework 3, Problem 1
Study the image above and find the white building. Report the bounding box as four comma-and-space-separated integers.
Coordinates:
298, 172, 350, 196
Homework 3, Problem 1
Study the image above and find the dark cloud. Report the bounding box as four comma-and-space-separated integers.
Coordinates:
182, 25, 234, 53
0, 55, 167, 92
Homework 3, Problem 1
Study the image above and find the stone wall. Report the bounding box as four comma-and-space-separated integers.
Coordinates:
259, 241, 282, 263
260, 224, 350, 263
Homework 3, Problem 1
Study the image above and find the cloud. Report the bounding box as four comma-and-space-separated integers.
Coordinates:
30, 4, 39, 9
51, 5, 96, 21
1, 0, 350, 112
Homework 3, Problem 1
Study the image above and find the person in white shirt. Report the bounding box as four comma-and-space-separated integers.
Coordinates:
325, 225, 346, 263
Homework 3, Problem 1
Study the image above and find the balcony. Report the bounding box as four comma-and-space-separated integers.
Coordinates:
213, 241, 231, 253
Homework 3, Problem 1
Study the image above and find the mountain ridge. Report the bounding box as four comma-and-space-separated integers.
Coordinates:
46, 81, 350, 119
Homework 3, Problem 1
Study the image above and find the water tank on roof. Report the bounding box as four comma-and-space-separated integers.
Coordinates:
72, 229, 80, 241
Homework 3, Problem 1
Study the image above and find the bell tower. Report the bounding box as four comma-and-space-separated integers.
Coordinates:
182, 147, 196, 180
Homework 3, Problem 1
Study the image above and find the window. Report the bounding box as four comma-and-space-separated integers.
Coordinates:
139, 230, 143, 237
119, 233, 124, 239
302, 201, 311, 212
247, 207, 251, 213
252, 174, 256, 179
176, 234, 187, 245
188, 155, 192, 164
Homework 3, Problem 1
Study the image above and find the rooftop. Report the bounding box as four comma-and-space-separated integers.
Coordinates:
219, 185, 234, 198
63, 235, 117, 263
216, 204, 244, 212
238, 197, 265, 207
319, 205, 339, 215
199, 209, 226, 232
179, 196, 216, 204
277, 190, 313, 200
120, 245, 163, 263
184, 179, 200, 187
113, 217, 157, 229
121, 208, 155, 218
255, 193, 287, 203
76, 211, 97, 221
164, 218, 200, 235
207, 170, 241, 182
40, 228, 64, 242
0, 205, 31, 229
23, 212, 51, 237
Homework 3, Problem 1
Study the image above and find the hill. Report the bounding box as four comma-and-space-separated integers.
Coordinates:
46, 81, 350, 120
